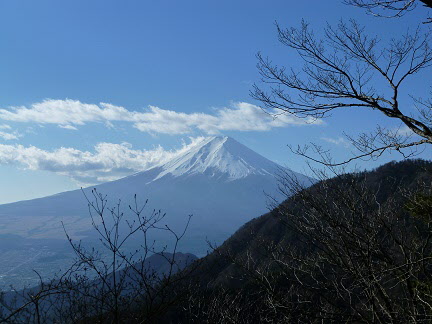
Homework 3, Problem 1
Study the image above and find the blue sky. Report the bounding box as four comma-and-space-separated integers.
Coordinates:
0, 0, 431, 203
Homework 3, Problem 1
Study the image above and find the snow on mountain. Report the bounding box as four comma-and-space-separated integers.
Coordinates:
149, 136, 278, 181
0, 136, 313, 240
0, 136, 313, 288
0, 136, 312, 238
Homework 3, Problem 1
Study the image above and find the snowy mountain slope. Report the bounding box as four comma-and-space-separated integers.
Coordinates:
0, 137, 312, 240
147, 136, 281, 181
0, 137, 313, 288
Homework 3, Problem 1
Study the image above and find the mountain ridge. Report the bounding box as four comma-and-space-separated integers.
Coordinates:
125, 136, 298, 183
0, 136, 312, 289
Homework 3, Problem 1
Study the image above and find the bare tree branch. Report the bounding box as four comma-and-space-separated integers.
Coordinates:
344, 0, 432, 23
252, 20, 432, 165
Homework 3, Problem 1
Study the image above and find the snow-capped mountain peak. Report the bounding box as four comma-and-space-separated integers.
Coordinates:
0, 136, 313, 289
151, 136, 280, 181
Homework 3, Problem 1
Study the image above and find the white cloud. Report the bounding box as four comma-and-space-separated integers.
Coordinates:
0, 137, 207, 185
321, 136, 350, 147
59, 124, 78, 130
393, 125, 414, 137
0, 124, 21, 140
0, 131, 19, 140
0, 99, 322, 135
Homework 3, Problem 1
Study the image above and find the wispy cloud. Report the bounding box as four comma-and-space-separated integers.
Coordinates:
0, 124, 21, 140
321, 136, 350, 147
58, 124, 78, 130
0, 131, 19, 140
0, 137, 208, 185
0, 99, 322, 135
393, 125, 414, 137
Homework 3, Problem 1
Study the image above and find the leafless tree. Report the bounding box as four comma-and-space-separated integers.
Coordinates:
58, 189, 195, 322
206, 162, 432, 322
184, 287, 254, 324
272, 169, 432, 321
0, 189, 196, 323
252, 19, 432, 166
344, 0, 432, 22
183, 278, 295, 323
0, 272, 72, 324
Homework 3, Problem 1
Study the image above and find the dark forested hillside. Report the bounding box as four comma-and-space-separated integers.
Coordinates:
192, 159, 432, 286
175, 159, 432, 323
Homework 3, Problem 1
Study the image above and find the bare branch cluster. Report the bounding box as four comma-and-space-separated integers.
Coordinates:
252, 20, 432, 165
196, 163, 432, 322
344, 0, 432, 23
0, 190, 196, 323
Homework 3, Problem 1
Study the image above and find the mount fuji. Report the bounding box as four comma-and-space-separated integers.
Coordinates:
0, 137, 313, 288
